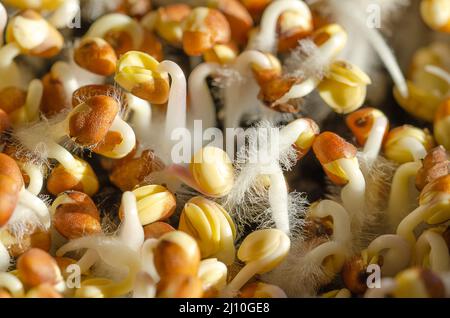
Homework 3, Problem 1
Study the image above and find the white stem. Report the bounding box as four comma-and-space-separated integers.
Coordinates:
425, 65, 450, 85
158, 60, 187, 140
267, 165, 290, 234
338, 158, 366, 220
77, 249, 99, 273
52, 61, 80, 102
398, 137, 427, 161
397, 202, 436, 245
0, 3, 6, 47
415, 230, 450, 272
188, 62, 219, 129
18, 188, 50, 229
0, 242, 10, 272
86, 13, 143, 49
306, 241, 346, 274
221, 260, 263, 297
119, 192, 144, 252
46, 142, 79, 171
279, 118, 309, 152
224, 51, 272, 129
25, 79, 44, 122
233, 51, 273, 77
248, 0, 311, 53
309, 200, 351, 245
0, 43, 21, 69
338, 9, 408, 98
362, 115, 388, 167
21, 163, 44, 195
126, 93, 152, 141
104, 116, 136, 159
388, 161, 422, 230
276, 78, 319, 105
0, 273, 24, 297
367, 234, 411, 276
48, 0, 80, 29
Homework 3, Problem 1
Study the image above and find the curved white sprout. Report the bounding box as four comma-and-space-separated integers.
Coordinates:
362, 115, 389, 167
222, 230, 290, 297
85, 13, 144, 49
308, 200, 351, 245
48, 0, 80, 29
366, 234, 411, 276
20, 163, 44, 196
248, 0, 312, 53
224, 51, 272, 129
118, 192, 144, 252
188, 62, 220, 129
198, 258, 228, 292
337, 158, 366, 220
126, 93, 152, 142
305, 241, 347, 274
397, 193, 450, 244
425, 65, 450, 86
0, 2, 6, 47
17, 188, 50, 229
397, 137, 428, 162
388, 161, 422, 230
415, 230, 450, 272
158, 60, 187, 141
0, 242, 10, 272
102, 116, 136, 159
0, 272, 24, 297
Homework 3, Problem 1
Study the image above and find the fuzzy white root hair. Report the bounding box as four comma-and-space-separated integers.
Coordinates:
284, 39, 329, 82
327, 154, 397, 251
262, 238, 341, 297
11, 111, 70, 167
225, 121, 307, 237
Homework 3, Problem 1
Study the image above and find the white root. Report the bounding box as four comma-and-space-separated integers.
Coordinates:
248, 0, 312, 53
118, 192, 144, 252
158, 61, 187, 141
21, 163, 44, 195
388, 161, 422, 231
362, 115, 389, 167
367, 234, 411, 276
188, 62, 219, 129
0, 273, 24, 297
415, 230, 450, 272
